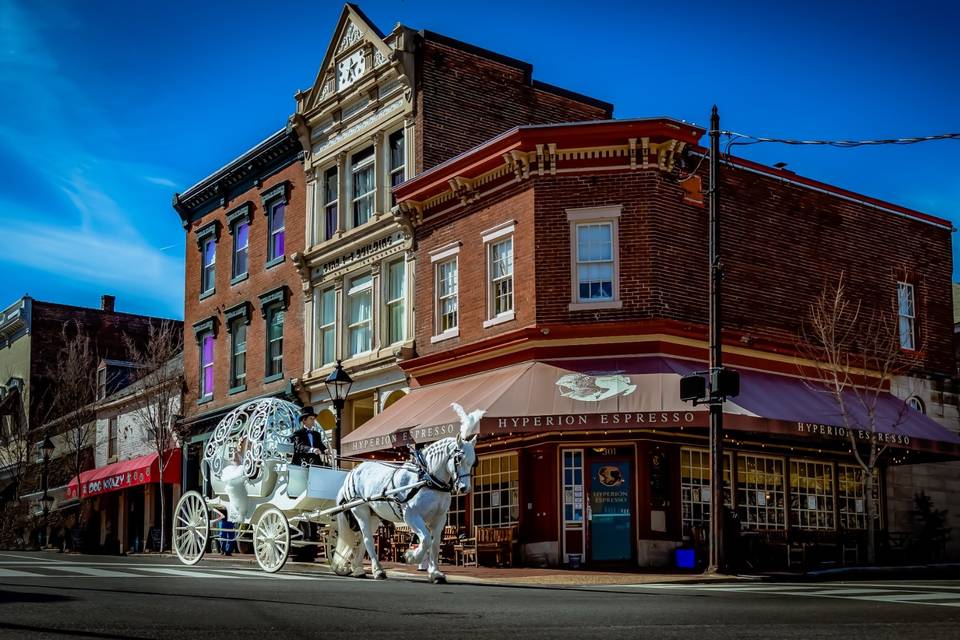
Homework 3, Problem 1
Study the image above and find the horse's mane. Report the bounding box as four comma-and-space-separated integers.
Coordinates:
419, 437, 458, 473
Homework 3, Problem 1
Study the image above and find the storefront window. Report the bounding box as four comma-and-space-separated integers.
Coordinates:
736, 454, 786, 530
790, 460, 835, 530
447, 493, 467, 534
680, 448, 731, 531
347, 274, 373, 356
473, 453, 519, 530
563, 450, 584, 523
838, 464, 881, 530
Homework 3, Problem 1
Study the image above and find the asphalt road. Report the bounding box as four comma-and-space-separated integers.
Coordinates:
1, 551, 959, 639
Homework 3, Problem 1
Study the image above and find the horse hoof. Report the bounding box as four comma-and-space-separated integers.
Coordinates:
430, 573, 447, 584
403, 551, 415, 564
374, 571, 387, 580
351, 571, 367, 579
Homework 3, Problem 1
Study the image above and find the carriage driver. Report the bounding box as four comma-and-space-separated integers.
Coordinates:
291, 406, 329, 467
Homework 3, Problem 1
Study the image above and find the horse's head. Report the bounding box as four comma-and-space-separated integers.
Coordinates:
449, 403, 483, 494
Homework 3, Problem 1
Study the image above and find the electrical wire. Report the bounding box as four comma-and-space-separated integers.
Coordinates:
721, 131, 960, 150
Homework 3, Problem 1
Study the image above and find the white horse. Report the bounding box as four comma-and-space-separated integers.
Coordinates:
332, 403, 483, 583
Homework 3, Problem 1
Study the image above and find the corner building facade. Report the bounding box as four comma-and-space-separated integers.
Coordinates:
291, 5, 611, 445
346, 118, 960, 568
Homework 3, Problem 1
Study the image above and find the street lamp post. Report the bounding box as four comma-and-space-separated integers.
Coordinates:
40, 436, 55, 548
324, 360, 353, 467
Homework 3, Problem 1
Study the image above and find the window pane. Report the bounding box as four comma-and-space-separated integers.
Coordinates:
389, 130, 404, 173
321, 289, 336, 325
388, 261, 405, 300
324, 167, 338, 202
233, 223, 249, 277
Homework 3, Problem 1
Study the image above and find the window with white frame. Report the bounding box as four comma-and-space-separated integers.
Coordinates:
837, 464, 881, 530
488, 237, 513, 319
265, 304, 284, 379
436, 258, 458, 335
317, 288, 337, 366
897, 282, 915, 350
385, 260, 405, 344
323, 166, 338, 241
736, 454, 786, 530
388, 129, 405, 203
562, 450, 584, 524
268, 201, 285, 263
906, 396, 925, 414
232, 221, 249, 279
201, 238, 216, 295
229, 318, 247, 390
199, 332, 215, 399
680, 448, 732, 531
351, 147, 375, 228
575, 222, 614, 302
473, 453, 519, 530
790, 460, 835, 530
347, 274, 373, 356
108, 417, 118, 459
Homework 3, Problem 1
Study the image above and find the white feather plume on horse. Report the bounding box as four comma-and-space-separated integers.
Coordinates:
331, 403, 483, 583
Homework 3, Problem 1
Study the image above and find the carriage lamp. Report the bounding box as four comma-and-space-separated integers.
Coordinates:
324, 360, 353, 463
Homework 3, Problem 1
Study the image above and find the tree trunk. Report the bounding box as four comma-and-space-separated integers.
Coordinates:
158, 475, 165, 553
865, 467, 876, 564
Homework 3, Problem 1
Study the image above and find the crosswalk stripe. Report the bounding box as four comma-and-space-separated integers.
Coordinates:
858, 593, 960, 602
53, 566, 137, 577
212, 569, 318, 580
0, 567, 40, 577
139, 567, 246, 579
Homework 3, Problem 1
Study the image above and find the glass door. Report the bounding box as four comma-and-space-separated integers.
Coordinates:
589, 460, 633, 562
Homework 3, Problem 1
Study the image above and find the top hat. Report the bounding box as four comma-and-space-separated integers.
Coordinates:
299, 406, 317, 422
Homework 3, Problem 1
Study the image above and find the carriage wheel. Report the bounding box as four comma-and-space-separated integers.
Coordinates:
323, 525, 338, 568
254, 508, 290, 573
173, 491, 209, 566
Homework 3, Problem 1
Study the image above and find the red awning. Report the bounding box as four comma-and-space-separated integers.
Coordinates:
342, 357, 960, 458
66, 449, 181, 499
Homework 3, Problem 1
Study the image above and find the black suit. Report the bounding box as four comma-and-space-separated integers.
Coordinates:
291, 427, 328, 466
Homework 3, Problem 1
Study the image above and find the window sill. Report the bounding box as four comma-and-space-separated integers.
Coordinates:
265, 255, 285, 270
430, 329, 459, 344
263, 373, 284, 384
199, 289, 216, 301
228, 384, 247, 396
197, 395, 214, 406
483, 311, 515, 328
568, 300, 623, 311
230, 273, 249, 286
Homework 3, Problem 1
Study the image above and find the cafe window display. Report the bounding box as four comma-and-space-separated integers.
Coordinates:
680, 448, 732, 530
790, 460, 835, 530
473, 453, 519, 529
838, 464, 881, 529
736, 454, 786, 529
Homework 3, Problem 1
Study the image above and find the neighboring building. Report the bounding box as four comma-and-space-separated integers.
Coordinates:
345, 118, 960, 567
173, 129, 305, 491
0, 294, 178, 547
87, 354, 183, 554
290, 4, 611, 447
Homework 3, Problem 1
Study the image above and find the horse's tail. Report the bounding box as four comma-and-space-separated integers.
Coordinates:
331, 509, 358, 576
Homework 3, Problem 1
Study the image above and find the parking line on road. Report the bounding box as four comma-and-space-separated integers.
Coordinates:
212, 569, 320, 580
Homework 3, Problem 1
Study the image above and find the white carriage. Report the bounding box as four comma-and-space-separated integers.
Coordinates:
172, 398, 348, 573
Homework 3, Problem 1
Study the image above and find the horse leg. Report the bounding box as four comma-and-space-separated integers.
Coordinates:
402, 512, 431, 570
426, 517, 447, 583
354, 511, 385, 580
348, 507, 370, 578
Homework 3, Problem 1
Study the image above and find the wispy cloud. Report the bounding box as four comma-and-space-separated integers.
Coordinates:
0, 1, 184, 316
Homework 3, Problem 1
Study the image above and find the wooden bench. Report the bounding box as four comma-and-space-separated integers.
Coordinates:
456, 526, 518, 567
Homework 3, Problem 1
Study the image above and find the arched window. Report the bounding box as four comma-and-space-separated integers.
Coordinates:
382, 389, 407, 410
906, 396, 925, 414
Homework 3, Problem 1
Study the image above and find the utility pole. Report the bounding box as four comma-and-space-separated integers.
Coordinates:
707, 105, 725, 574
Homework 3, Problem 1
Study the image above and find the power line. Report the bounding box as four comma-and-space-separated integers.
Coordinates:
721, 131, 960, 152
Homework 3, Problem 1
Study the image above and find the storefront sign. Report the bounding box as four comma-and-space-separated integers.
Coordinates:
320, 233, 402, 276
496, 412, 698, 431
796, 422, 911, 447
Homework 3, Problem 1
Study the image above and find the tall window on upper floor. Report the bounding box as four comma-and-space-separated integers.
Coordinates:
232, 221, 249, 280
388, 130, 405, 204
199, 333, 215, 399
265, 304, 284, 381
347, 274, 373, 357
897, 282, 915, 350
489, 238, 514, 319
317, 288, 336, 366
324, 166, 338, 241
386, 260, 405, 344
575, 223, 614, 302
108, 417, 118, 458
351, 147, 375, 228
201, 238, 216, 295
436, 258, 459, 335
268, 201, 285, 263
229, 318, 247, 392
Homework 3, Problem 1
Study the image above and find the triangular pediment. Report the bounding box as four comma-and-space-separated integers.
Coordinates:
301, 4, 394, 112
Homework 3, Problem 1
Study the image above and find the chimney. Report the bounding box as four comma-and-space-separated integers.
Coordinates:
101, 295, 116, 313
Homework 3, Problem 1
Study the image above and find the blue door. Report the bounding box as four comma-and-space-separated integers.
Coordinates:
589, 461, 632, 562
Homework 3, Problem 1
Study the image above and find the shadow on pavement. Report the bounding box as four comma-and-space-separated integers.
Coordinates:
0, 621, 152, 640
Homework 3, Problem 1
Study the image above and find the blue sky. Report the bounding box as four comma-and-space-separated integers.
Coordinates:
1, 0, 957, 319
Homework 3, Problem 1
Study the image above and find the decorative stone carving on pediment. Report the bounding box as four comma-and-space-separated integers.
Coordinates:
337, 21, 363, 54
374, 48, 387, 67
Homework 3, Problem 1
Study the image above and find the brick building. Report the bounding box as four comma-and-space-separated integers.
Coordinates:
290, 4, 611, 449
0, 294, 177, 547
345, 118, 960, 568
173, 130, 305, 491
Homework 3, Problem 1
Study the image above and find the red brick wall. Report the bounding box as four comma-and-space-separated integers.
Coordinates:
414, 186, 535, 357
532, 166, 954, 374
182, 162, 306, 417
415, 37, 612, 172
